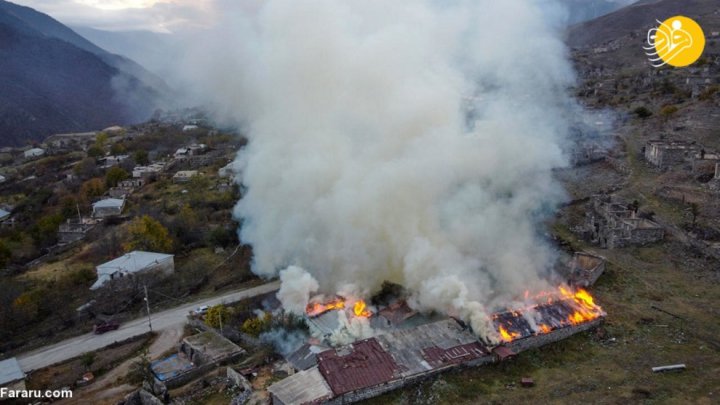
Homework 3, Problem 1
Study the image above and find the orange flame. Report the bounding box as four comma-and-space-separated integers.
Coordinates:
306, 297, 345, 317
495, 286, 603, 342
353, 300, 372, 318
498, 325, 521, 342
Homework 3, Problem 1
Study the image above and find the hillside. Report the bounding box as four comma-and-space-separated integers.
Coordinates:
0, 0, 171, 146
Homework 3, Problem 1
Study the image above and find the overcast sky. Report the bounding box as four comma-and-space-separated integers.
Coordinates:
10, 0, 230, 32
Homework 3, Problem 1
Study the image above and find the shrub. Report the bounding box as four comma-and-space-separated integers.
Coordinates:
633, 106, 652, 119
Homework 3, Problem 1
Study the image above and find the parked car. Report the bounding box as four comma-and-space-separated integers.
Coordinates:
93, 320, 120, 334
195, 305, 210, 316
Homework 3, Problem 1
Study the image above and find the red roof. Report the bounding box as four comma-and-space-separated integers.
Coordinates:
317, 338, 398, 395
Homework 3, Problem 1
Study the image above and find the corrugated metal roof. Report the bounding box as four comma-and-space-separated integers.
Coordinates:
317, 338, 398, 396
0, 358, 25, 385
421, 342, 488, 367
286, 344, 328, 371
97, 251, 173, 274
376, 318, 485, 376
267, 366, 333, 405
92, 198, 125, 208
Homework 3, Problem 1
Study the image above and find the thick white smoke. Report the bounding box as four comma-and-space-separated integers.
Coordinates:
184, 0, 578, 338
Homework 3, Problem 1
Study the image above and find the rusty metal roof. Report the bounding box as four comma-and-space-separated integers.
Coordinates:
316, 338, 398, 396
421, 342, 489, 367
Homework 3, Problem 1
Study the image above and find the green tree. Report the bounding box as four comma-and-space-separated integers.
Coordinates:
31, 214, 63, 247
87, 145, 104, 159
80, 352, 96, 370
205, 304, 230, 329
110, 143, 126, 155
133, 150, 149, 166
95, 132, 109, 147
60, 196, 79, 219
105, 166, 130, 188
125, 215, 173, 253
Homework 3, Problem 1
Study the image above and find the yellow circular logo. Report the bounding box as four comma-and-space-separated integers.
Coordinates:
646, 16, 705, 68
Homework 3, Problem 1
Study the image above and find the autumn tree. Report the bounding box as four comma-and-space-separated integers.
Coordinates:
81, 178, 106, 202
124, 215, 173, 253
241, 312, 272, 337
205, 304, 230, 329
105, 166, 130, 187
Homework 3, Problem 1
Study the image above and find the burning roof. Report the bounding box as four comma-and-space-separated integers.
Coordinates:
492, 286, 605, 344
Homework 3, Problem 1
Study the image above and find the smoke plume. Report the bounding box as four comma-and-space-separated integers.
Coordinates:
185, 0, 580, 338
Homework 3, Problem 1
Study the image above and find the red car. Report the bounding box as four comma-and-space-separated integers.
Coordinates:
93, 320, 120, 334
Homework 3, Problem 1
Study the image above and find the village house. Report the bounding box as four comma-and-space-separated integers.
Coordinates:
0, 174, 6, 183
0, 357, 26, 392
173, 170, 199, 183
182, 125, 199, 132
150, 331, 245, 388
23, 147, 45, 159
583, 195, 664, 249
92, 198, 125, 218
44, 131, 97, 151
99, 154, 130, 168
0, 208, 10, 222
644, 140, 700, 169
133, 163, 165, 179
91, 251, 175, 290
174, 144, 207, 159
58, 218, 95, 244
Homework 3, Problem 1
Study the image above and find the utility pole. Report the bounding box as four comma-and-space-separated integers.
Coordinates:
219, 304, 223, 333
144, 283, 153, 333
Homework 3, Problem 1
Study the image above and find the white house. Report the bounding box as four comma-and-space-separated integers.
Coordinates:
23, 148, 45, 159
92, 198, 125, 218
0, 357, 26, 391
182, 125, 199, 132
173, 170, 199, 183
0, 209, 10, 222
0, 174, 6, 183
91, 251, 175, 290
132, 163, 164, 179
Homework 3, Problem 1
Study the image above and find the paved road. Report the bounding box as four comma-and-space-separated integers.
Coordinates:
17, 281, 281, 372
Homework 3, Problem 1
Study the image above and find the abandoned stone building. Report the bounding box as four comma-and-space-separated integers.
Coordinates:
644, 140, 700, 169
567, 252, 606, 287
583, 195, 664, 249
150, 331, 245, 389
58, 219, 95, 244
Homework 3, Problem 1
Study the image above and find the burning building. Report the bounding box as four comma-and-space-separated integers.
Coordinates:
269, 286, 605, 404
